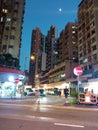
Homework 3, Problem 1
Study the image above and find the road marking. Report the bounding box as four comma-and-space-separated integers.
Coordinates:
54, 123, 84, 128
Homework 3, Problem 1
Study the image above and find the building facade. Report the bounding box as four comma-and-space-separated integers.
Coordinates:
39, 23, 78, 89
78, 0, 98, 78
29, 27, 45, 87
0, 0, 26, 98
0, 0, 25, 58
58, 22, 78, 63
45, 25, 58, 72
28, 0, 98, 92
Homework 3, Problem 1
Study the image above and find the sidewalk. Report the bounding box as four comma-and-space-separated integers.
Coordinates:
51, 96, 98, 110
0, 95, 98, 111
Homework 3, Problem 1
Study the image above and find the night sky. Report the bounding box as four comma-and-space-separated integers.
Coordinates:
20, 0, 82, 71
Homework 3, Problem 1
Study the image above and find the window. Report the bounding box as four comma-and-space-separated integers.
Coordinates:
91, 29, 95, 35
5, 26, 10, 30
79, 53, 82, 57
11, 26, 16, 30
92, 45, 96, 51
84, 66, 87, 71
9, 45, 13, 48
87, 33, 90, 39
2, 9, 8, 13
88, 56, 91, 62
90, 14, 94, 20
90, 21, 95, 28
93, 54, 97, 62
10, 35, 15, 40
1, 17, 3, 22
5, 35, 8, 39
2, 45, 7, 49
88, 65, 92, 70
6, 18, 11, 22
91, 37, 96, 43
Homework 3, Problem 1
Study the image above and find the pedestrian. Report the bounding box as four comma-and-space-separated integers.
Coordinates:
58, 90, 61, 98
35, 90, 40, 103
64, 86, 69, 103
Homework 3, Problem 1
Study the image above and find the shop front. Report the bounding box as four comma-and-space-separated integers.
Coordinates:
0, 67, 25, 98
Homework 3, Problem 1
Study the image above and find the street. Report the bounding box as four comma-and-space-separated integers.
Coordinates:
0, 95, 98, 130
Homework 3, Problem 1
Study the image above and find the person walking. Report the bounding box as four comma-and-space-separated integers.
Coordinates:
35, 90, 40, 103
58, 90, 61, 98
64, 86, 69, 103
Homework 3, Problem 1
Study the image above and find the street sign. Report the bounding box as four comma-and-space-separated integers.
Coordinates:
14, 78, 19, 84
73, 66, 83, 76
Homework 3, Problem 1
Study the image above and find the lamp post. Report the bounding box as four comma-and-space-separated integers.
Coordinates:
24, 57, 29, 71
24, 55, 36, 71
73, 66, 83, 92
35, 74, 40, 89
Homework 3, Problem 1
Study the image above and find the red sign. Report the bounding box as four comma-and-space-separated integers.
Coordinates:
73, 66, 83, 76
14, 78, 19, 84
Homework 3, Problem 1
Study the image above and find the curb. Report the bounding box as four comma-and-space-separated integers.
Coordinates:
0, 100, 98, 112
0, 97, 98, 111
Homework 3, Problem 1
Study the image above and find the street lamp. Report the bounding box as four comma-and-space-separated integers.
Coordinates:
30, 55, 35, 61
24, 55, 36, 71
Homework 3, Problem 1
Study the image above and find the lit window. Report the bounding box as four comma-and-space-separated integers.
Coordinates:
72, 31, 75, 34
2, 9, 8, 13
72, 26, 75, 29
72, 42, 76, 44
7, 18, 11, 22
1, 17, 3, 22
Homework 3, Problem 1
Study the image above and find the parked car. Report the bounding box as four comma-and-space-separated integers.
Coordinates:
35, 89, 46, 97
24, 88, 35, 96
27, 92, 35, 96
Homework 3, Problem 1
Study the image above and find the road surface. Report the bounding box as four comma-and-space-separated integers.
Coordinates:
0, 95, 98, 130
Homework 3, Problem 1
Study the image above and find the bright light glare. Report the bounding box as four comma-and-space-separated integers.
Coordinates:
4, 81, 14, 87
9, 76, 14, 82
59, 8, 62, 12
84, 82, 98, 94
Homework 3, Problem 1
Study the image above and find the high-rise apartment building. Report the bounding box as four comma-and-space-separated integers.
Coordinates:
78, 0, 98, 78
0, 0, 25, 58
45, 25, 58, 72
29, 27, 45, 87
40, 23, 78, 86
38, 25, 58, 85
47, 23, 78, 84
59, 22, 78, 63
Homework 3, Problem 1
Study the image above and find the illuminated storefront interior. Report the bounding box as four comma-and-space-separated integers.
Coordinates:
0, 67, 25, 98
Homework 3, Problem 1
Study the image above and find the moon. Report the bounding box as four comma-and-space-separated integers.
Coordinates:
59, 8, 62, 12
